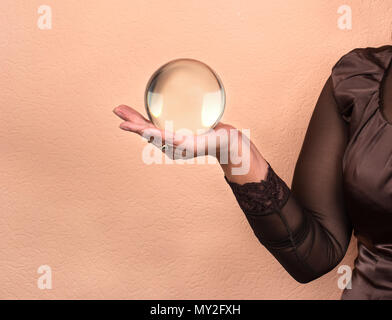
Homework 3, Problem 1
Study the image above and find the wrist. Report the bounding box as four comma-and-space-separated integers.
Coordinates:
215, 125, 242, 163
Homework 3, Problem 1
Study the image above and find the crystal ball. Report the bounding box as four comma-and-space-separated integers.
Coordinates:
144, 59, 225, 135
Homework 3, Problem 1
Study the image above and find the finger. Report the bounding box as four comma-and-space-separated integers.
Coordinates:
119, 121, 149, 134
113, 105, 150, 123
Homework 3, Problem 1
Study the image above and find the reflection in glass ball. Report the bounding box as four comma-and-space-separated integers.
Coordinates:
145, 59, 225, 135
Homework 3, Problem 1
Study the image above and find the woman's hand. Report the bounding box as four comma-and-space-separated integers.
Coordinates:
113, 104, 268, 183
113, 104, 232, 160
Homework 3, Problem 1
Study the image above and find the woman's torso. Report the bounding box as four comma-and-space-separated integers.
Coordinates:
331, 45, 392, 299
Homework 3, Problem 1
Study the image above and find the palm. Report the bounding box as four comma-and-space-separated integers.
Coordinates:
113, 105, 231, 158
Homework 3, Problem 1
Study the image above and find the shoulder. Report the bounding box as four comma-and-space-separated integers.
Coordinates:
331, 45, 392, 87
330, 45, 392, 123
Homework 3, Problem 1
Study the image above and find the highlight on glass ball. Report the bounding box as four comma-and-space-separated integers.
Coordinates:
144, 58, 226, 136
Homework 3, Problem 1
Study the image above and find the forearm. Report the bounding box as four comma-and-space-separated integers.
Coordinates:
219, 76, 352, 283
222, 141, 350, 283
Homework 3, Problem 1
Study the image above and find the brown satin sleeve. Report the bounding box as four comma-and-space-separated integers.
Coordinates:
225, 75, 353, 283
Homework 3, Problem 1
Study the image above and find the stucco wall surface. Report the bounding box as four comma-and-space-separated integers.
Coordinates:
1, 0, 391, 299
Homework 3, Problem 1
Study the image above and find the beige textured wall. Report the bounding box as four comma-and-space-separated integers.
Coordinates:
1, 0, 391, 299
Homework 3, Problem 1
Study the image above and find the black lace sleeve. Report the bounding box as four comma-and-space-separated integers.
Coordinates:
224, 163, 290, 215
225, 76, 353, 283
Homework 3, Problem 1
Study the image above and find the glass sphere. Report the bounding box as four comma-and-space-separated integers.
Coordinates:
145, 59, 225, 135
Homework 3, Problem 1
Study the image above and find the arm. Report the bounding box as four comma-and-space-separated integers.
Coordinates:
113, 75, 352, 283
223, 76, 353, 283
